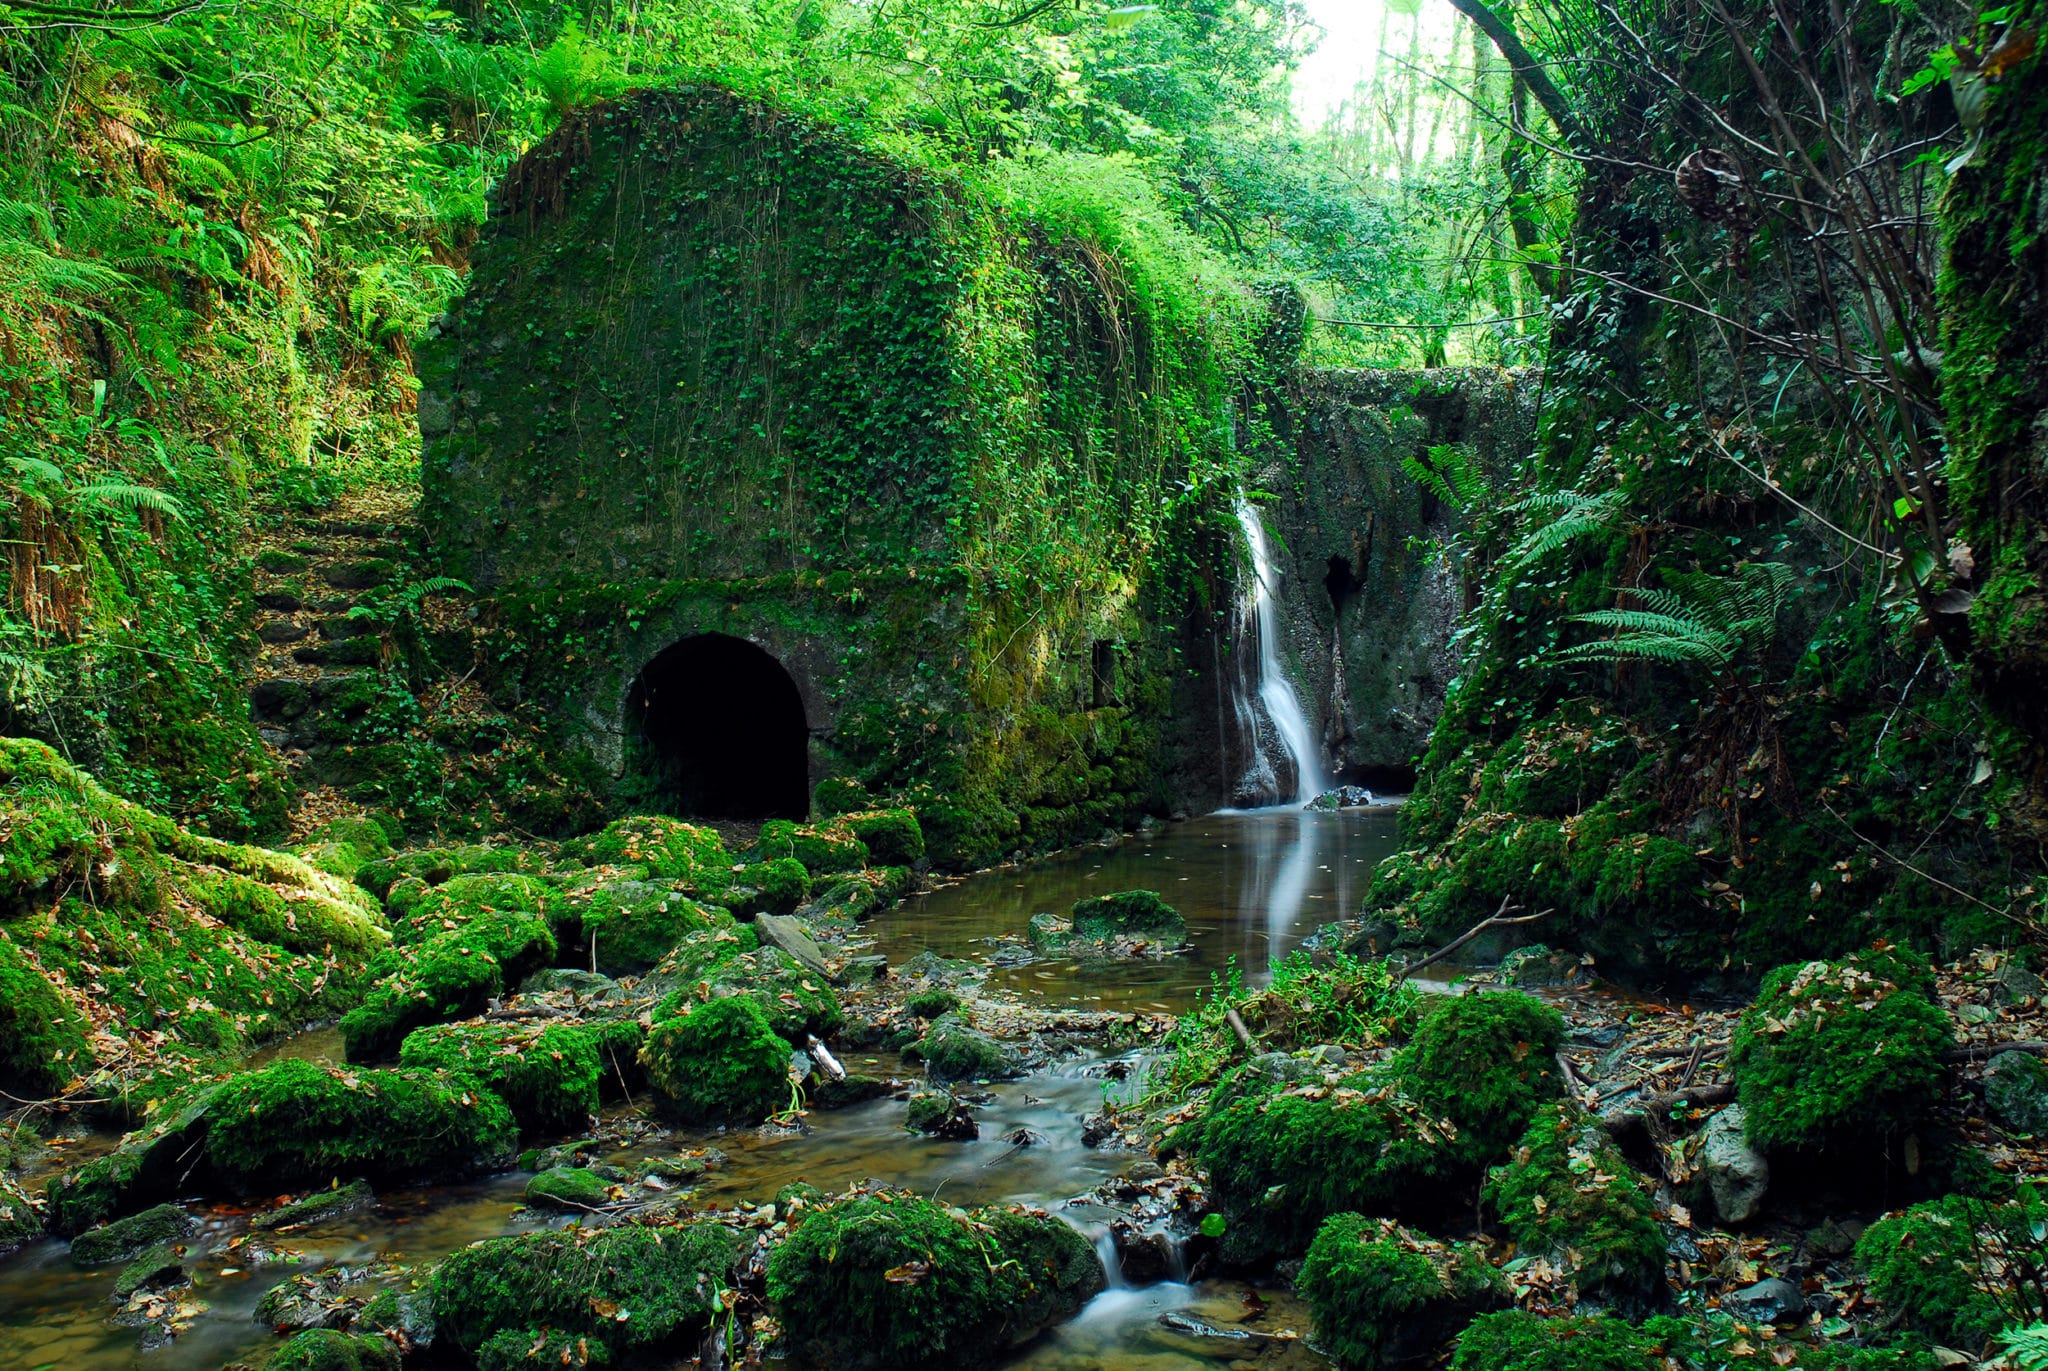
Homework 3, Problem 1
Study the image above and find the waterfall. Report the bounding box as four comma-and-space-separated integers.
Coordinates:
1233, 497, 1329, 805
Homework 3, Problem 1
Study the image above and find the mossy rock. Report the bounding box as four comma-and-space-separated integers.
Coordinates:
1404, 990, 1565, 1154
388, 872, 559, 946
1194, 992, 1562, 1262
713, 856, 810, 917
476, 1329, 611, 1369
906, 988, 960, 1020
1856, 1192, 2046, 1348
68, 1201, 196, 1266
0, 1178, 41, 1249
265, 1329, 401, 1371
525, 1166, 610, 1211
1449, 1312, 1665, 1371
1069, 889, 1184, 942
43, 1085, 218, 1235
341, 888, 558, 1062
266, 1328, 401, 1371
250, 1178, 375, 1231
431, 1222, 744, 1359
905, 1091, 977, 1139
580, 881, 727, 975
766, 1194, 1103, 1370
398, 1020, 629, 1135
641, 996, 793, 1124
1729, 947, 1951, 1152
206, 1057, 518, 1188
0, 738, 386, 1093
911, 1012, 1021, 1082
1484, 1104, 1664, 1308
757, 819, 867, 876
354, 845, 534, 901
566, 816, 727, 879
1298, 1213, 1506, 1369
841, 809, 925, 866
676, 943, 843, 1041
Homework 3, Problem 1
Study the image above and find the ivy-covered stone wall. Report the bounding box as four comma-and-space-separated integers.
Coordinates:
417, 85, 1259, 859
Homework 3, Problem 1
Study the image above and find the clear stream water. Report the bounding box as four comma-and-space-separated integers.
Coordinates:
0, 810, 1401, 1371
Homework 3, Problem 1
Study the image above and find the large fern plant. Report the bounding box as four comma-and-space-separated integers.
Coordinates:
1561, 562, 1795, 674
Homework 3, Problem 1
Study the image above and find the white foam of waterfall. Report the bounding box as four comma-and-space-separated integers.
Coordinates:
1234, 497, 1329, 804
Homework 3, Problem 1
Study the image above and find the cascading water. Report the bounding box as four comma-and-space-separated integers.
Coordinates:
1232, 497, 1329, 806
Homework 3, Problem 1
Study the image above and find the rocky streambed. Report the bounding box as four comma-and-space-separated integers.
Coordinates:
2, 806, 2045, 1371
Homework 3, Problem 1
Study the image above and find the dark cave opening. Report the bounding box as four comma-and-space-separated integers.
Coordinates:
1325, 554, 1361, 612
627, 634, 810, 820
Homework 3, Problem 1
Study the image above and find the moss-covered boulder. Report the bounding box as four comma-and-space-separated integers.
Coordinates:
525, 1166, 610, 1211
641, 996, 792, 1124
0, 1177, 41, 1250
767, 1194, 1103, 1370
42, 1085, 218, 1235
68, 1200, 196, 1266
341, 876, 559, 1062
1070, 889, 1184, 941
1856, 1192, 2046, 1348
906, 1091, 978, 1139
1195, 990, 1564, 1262
476, 1329, 610, 1369
757, 819, 868, 876
1729, 947, 1951, 1152
653, 941, 843, 1041
250, 1178, 375, 1231
431, 1223, 744, 1360
841, 809, 925, 866
398, 1019, 637, 1135
354, 845, 538, 901
580, 882, 727, 975
713, 856, 809, 917
564, 815, 727, 880
1484, 1104, 1664, 1307
1298, 1213, 1505, 1369
0, 737, 385, 1097
1403, 990, 1565, 1154
206, 1057, 518, 1188
911, 1012, 1022, 1082
1449, 1312, 1664, 1371
265, 1329, 401, 1371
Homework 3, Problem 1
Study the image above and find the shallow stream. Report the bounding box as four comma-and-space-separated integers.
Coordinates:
0, 810, 1402, 1371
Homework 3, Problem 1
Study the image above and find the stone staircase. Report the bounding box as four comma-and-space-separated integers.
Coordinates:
244, 493, 421, 812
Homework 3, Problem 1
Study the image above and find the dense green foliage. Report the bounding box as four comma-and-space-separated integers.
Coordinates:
766, 1194, 1104, 1370
1857, 1192, 2048, 1348
1450, 1313, 1664, 1371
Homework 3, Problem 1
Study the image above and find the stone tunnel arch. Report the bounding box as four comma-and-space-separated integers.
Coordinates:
625, 634, 810, 820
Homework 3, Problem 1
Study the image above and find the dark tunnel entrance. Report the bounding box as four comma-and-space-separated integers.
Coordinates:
626, 634, 810, 820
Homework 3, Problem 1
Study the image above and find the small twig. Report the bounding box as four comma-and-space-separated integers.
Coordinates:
1678, 1038, 1708, 1091
1223, 1007, 1256, 1052
1396, 897, 1551, 983
1555, 1050, 1587, 1109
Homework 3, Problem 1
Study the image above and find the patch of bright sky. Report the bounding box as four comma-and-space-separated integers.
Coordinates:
1289, 0, 1465, 129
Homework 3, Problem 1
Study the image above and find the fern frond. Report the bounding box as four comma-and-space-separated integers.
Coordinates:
1507, 491, 1626, 567
71, 481, 185, 520
2002, 1325, 2048, 1371
1570, 609, 1709, 637
1559, 634, 1732, 667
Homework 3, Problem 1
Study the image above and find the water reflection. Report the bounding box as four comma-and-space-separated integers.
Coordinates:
870, 810, 1400, 1013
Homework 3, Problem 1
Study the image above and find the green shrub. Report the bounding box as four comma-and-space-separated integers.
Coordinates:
1857, 1192, 2048, 1347
766, 1194, 1103, 1370
1298, 1213, 1505, 1369
641, 996, 793, 1124
842, 809, 925, 866
398, 1021, 623, 1135
432, 1223, 743, 1359
1404, 990, 1565, 1153
265, 1329, 401, 1371
580, 881, 726, 974
1484, 1104, 1664, 1304
1449, 1312, 1663, 1371
206, 1058, 517, 1188
1730, 947, 1951, 1151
